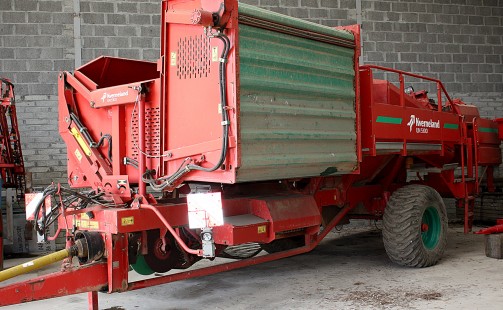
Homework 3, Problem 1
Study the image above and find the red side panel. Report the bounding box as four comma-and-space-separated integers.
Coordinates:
475, 118, 501, 165
161, 1, 238, 184
360, 67, 462, 155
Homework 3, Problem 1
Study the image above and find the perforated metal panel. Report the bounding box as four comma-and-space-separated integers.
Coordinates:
176, 35, 212, 79
131, 107, 161, 160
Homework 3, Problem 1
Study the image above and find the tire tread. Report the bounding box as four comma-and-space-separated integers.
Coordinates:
383, 185, 448, 268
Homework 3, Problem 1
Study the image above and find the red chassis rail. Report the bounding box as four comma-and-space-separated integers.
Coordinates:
0, 202, 350, 308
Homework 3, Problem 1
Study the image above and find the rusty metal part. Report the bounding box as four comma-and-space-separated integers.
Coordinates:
75, 231, 105, 264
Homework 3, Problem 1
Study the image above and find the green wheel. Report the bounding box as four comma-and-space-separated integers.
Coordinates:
383, 185, 447, 267
130, 254, 154, 275
422, 206, 442, 250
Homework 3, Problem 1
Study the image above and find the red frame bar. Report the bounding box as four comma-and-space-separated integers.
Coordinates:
138, 91, 147, 197
129, 204, 351, 291
0, 263, 108, 307
88, 291, 98, 310
360, 65, 456, 113
0, 201, 352, 307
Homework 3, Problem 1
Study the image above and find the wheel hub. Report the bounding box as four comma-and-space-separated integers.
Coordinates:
421, 206, 441, 250
143, 230, 179, 273
153, 238, 171, 259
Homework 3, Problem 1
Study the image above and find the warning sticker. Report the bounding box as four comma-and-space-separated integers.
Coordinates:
257, 225, 266, 234
74, 149, 82, 162
121, 216, 134, 226
170, 52, 177, 66
212, 46, 219, 62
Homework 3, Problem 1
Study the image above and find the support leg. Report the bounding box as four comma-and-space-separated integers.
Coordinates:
464, 198, 475, 233
88, 291, 98, 310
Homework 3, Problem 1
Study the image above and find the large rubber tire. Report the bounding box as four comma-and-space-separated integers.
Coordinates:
383, 185, 448, 267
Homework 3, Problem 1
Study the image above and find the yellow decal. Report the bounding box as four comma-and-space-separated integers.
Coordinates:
70, 127, 91, 156
74, 149, 82, 162
121, 216, 134, 226
170, 52, 177, 66
89, 221, 99, 229
75, 219, 98, 230
257, 225, 266, 234
81, 213, 89, 220
212, 46, 219, 62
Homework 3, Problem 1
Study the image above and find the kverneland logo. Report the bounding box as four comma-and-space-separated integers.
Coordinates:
101, 90, 129, 103
407, 115, 440, 133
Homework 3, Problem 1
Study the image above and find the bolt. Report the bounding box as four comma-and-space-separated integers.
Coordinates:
64, 117, 69, 123
90, 101, 96, 108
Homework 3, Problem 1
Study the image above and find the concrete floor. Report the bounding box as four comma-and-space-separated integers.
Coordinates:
2, 223, 503, 310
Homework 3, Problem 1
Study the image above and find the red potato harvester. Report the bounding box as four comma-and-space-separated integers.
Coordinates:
0, 0, 501, 308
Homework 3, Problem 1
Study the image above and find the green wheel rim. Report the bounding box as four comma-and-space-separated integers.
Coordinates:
131, 255, 155, 275
421, 206, 441, 250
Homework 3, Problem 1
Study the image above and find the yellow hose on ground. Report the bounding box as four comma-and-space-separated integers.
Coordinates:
0, 248, 71, 283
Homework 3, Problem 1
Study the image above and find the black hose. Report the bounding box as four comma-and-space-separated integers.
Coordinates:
144, 31, 231, 191
69, 113, 113, 163
69, 113, 94, 145
92, 134, 112, 161
33, 185, 57, 235
33, 184, 118, 237
124, 157, 139, 169
187, 33, 230, 173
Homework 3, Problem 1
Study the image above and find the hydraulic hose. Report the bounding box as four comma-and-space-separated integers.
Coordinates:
143, 31, 231, 191
187, 33, 231, 173
69, 113, 113, 162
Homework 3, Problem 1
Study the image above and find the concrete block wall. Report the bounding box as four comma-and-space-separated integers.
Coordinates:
359, 0, 503, 120
0, 0, 502, 193
0, 0, 160, 186
1, 0, 75, 186
79, 0, 160, 63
